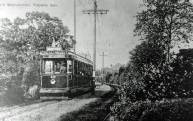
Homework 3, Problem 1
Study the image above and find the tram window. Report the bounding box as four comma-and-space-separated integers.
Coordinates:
44, 61, 53, 73
82, 63, 85, 76
54, 60, 67, 73
88, 65, 90, 74
85, 64, 88, 76
55, 61, 61, 72
67, 60, 72, 73
74, 61, 77, 75
87, 65, 89, 75
80, 62, 82, 75
89, 65, 91, 76
77, 62, 80, 75
88, 65, 90, 76
82, 63, 84, 76
82, 63, 84, 75
69, 65, 72, 72
41, 60, 44, 73
43, 60, 67, 74
60, 63, 67, 73
86, 65, 88, 75
90, 66, 93, 75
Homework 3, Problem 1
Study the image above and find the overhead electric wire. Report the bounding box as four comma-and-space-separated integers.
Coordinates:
97, 13, 104, 52
79, 0, 93, 28
95, 2, 105, 52
88, 15, 93, 28
97, 14, 101, 39
79, 0, 87, 11
80, 0, 105, 52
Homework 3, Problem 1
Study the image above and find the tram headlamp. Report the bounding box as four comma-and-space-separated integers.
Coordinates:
50, 79, 56, 84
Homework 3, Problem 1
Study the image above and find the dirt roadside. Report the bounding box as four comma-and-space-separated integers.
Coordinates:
0, 84, 111, 121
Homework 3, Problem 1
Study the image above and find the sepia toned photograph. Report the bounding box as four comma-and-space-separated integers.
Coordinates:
0, 0, 193, 121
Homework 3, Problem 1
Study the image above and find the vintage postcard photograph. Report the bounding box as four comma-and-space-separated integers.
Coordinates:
0, 0, 193, 121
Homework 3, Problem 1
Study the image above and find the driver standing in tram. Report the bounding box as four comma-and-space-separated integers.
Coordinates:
60, 63, 67, 73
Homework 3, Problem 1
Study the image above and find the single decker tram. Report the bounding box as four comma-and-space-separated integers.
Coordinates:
39, 45, 93, 100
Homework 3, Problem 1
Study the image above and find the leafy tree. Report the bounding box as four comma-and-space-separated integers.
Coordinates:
129, 41, 165, 76
127, 41, 193, 100
135, 0, 193, 62
22, 61, 40, 93
0, 11, 71, 101
111, 0, 193, 119
171, 49, 193, 96
109, 72, 119, 84
119, 66, 125, 76
96, 70, 101, 76
126, 0, 193, 100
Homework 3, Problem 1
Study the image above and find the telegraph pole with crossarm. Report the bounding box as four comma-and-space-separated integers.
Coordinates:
100, 52, 107, 85
83, 0, 108, 95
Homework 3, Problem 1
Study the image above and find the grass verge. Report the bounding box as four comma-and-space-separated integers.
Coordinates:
111, 98, 193, 121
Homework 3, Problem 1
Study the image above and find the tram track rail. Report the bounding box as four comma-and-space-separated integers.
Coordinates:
102, 83, 121, 121
59, 83, 121, 121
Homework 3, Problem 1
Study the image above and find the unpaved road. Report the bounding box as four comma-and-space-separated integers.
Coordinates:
0, 84, 111, 121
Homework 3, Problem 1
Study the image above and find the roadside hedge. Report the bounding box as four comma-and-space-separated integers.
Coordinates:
111, 98, 193, 121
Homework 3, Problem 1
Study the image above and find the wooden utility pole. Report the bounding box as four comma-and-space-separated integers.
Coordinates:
74, 0, 76, 52
100, 52, 107, 85
83, 0, 108, 95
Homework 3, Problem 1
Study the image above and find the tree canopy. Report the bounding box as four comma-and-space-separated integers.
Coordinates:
121, 0, 193, 100
0, 11, 72, 97
134, 0, 193, 62
0, 11, 70, 75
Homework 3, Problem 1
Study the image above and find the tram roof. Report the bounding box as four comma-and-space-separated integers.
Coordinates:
40, 50, 93, 65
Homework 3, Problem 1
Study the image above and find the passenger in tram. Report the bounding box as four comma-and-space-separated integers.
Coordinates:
55, 62, 61, 72
69, 65, 72, 72
60, 63, 67, 73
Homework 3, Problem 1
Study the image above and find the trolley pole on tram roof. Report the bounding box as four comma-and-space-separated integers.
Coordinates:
83, 0, 108, 95
100, 52, 107, 85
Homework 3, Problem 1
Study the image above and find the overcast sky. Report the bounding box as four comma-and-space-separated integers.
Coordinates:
0, 0, 193, 69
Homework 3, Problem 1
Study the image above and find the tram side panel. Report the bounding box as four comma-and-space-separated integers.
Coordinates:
73, 60, 93, 93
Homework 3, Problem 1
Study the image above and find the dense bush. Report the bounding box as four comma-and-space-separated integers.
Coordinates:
113, 49, 193, 120
111, 98, 193, 121
0, 74, 25, 106
119, 58, 193, 102
105, 72, 113, 83
0, 61, 40, 106
109, 72, 119, 84
22, 61, 40, 99
118, 43, 193, 101
119, 70, 145, 101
